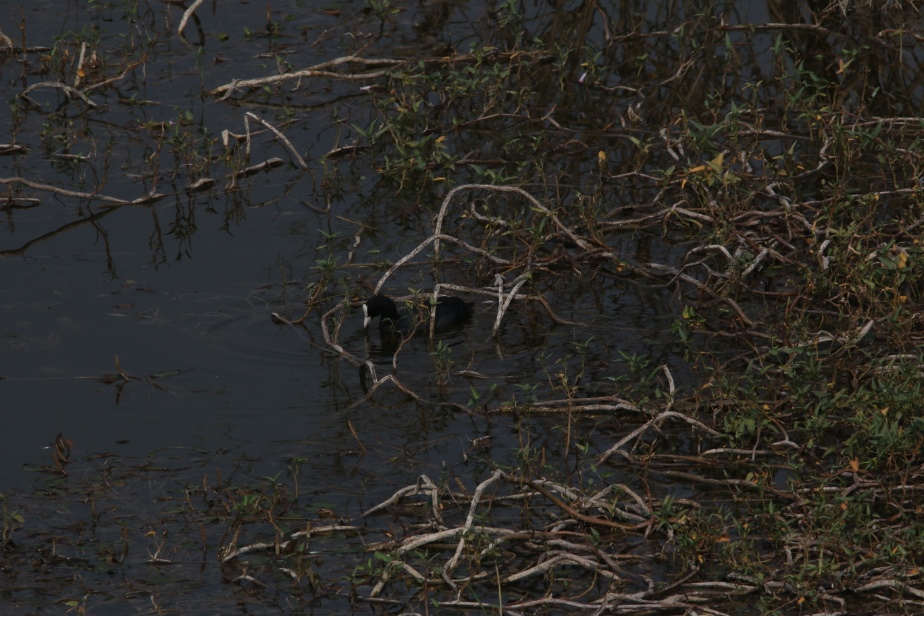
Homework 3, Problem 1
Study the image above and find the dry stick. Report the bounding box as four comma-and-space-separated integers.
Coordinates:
437, 599, 597, 612
504, 553, 620, 584
319, 303, 366, 368
374, 235, 508, 294
428, 283, 443, 340
0, 176, 162, 205
718, 21, 895, 50
434, 234, 510, 265
227, 157, 285, 189
587, 483, 651, 518
443, 468, 505, 574
20, 81, 96, 108
0, 28, 12, 52
388, 329, 412, 370
601, 207, 682, 230
740, 246, 770, 278
360, 475, 441, 520
346, 419, 366, 454
393, 525, 517, 556
290, 524, 363, 539
344, 373, 426, 414
82, 60, 145, 93
854, 578, 924, 599
495, 402, 637, 415
505, 598, 613, 614
374, 235, 439, 293
212, 51, 553, 99
432, 183, 602, 259
531, 477, 581, 502
537, 393, 639, 408
605, 595, 729, 616
688, 243, 734, 262
683, 581, 757, 594
210, 55, 403, 97
74, 41, 87, 88
642, 262, 755, 326
176, 0, 205, 38
597, 410, 721, 465
360, 483, 425, 519
545, 537, 617, 559
220, 541, 275, 563
515, 476, 655, 532
660, 470, 790, 497
700, 447, 772, 457
661, 365, 675, 409
670, 205, 715, 224
437, 283, 586, 328
244, 112, 308, 169
369, 560, 428, 598
242, 113, 254, 162
493, 273, 530, 336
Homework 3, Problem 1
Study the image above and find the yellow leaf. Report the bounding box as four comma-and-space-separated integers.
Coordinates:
707, 151, 724, 172
841, 502, 848, 511
77, 68, 86, 78
881, 406, 889, 416
598, 150, 606, 163
849, 458, 859, 472
436, 135, 446, 143
688, 164, 706, 174
897, 251, 908, 269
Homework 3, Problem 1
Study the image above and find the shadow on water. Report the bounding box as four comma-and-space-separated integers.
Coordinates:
1, 0, 923, 613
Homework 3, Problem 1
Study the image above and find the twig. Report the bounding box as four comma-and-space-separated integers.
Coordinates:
210, 55, 403, 97
597, 410, 720, 464
515, 476, 655, 532
443, 468, 505, 573
177, 0, 205, 38
0, 176, 162, 205
74, 42, 87, 88
244, 112, 308, 169
20, 81, 96, 108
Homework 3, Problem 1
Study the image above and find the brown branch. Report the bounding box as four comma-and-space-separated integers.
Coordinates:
512, 475, 656, 532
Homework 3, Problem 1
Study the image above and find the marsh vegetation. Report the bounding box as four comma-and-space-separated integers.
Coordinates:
3, 0, 924, 614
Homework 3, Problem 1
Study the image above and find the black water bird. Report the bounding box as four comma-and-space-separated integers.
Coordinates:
362, 294, 474, 335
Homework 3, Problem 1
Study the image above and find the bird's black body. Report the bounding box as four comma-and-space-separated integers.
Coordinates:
362, 295, 474, 335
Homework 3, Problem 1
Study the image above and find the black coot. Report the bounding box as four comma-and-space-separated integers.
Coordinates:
362, 295, 474, 335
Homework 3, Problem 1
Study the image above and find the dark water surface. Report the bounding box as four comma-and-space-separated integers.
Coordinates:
0, 0, 680, 485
